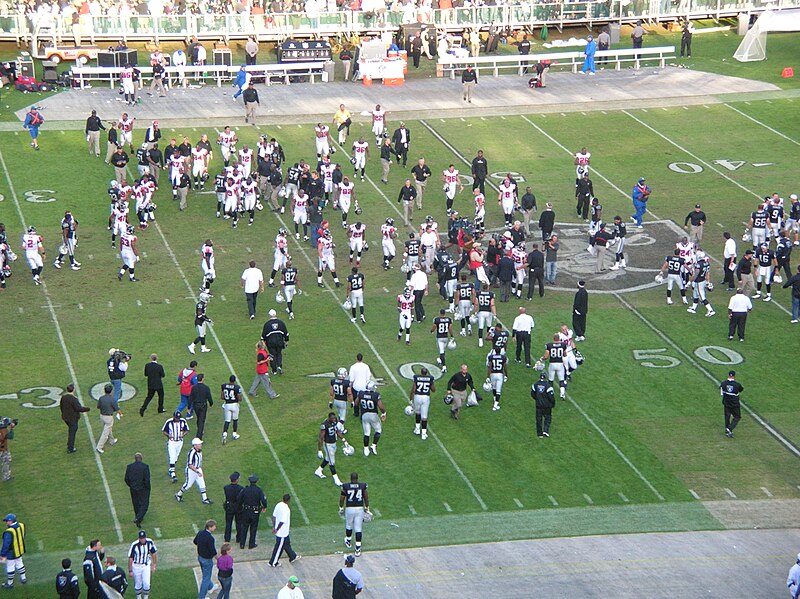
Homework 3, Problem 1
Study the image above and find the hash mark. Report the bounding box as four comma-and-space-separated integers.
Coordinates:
440, 118, 445, 123
443, 502, 452, 512
246, 247, 252, 253
77, 536, 84, 545
548, 495, 558, 506
661, 108, 668, 112
88, 254, 93, 260
480, 117, 487, 121
513, 498, 524, 508
560, 113, 567, 117
191, 523, 199, 533
460, 118, 466, 122
689, 489, 700, 500
276, 125, 282, 129
220, 295, 226, 301
37, 540, 43, 551
761, 487, 773, 498
141, 252, 147, 258
17, 307, 23, 314
716, 223, 724, 228
583, 494, 593, 505
372, 508, 381, 518
682, 106, 689, 110
724, 487, 737, 499
136, 299, 142, 306
108, 301, 113, 308
78, 303, 84, 310
500, 116, 506, 120
618, 493, 629, 503
581, 112, 587, 116
164, 298, 170, 304
408, 505, 416, 515
153, 528, 161, 537
382, 287, 389, 293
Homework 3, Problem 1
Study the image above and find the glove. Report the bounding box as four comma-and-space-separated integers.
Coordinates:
503, 375, 508, 382
338, 507, 344, 516
317, 450, 324, 460
328, 401, 333, 408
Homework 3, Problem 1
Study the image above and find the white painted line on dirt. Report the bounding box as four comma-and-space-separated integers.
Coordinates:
583, 494, 594, 505
548, 495, 558, 506
618, 493, 629, 503
408, 505, 416, 515
724, 488, 737, 499
761, 487, 773, 498
277, 210, 488, 512
443, 502, 453, 512
150, 220, 310, 525
4, 141, 127, 545
725, 104, 800, 147
689, 489, 700, 500
615, 292, 800, 459
513, 498, 524, 508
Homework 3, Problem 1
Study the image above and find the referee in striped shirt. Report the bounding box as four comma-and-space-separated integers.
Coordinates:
128, 531, 157, 599
162, 411, 189, 483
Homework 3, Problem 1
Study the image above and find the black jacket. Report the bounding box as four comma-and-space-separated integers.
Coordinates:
538, 210, 555, 233
783, 273, 800, 298
471, 155, 488, 179
526, 250, 544, 270
573, 287, 588, 315
85, 115, 105, 134
238, 483, 268, 513
497, 255, 515, 282
124, 459, 151, 492
242, 87, 260, 104
144, 361, 165, 390
261, 318, 289, 346
101, 567, 128, 594
189, 382, 213, 410
531, 379, 555, 409
223, 482, 242, 514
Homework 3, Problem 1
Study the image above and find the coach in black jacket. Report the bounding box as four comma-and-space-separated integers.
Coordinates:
391, 123, 411, 167
124, 452, 151, 528
262, 310, 289, 374
140, 353, 166, 415
526, 244, 545, 300
188, 374, 213, 439
573, 280, 588, 341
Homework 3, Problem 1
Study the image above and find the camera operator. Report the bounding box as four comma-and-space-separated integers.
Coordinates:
107, 349, 131, 405
0, 418, 16, 482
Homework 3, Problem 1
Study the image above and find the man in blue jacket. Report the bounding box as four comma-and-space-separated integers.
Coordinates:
581, 35, 596, 75
631, 177, 651, 228
232, 66, 248, 100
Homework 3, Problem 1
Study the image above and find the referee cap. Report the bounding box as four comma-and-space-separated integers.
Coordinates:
138, 530, 147, 538
3, 514, 15, 522
173, 410, 182, 418
728, 370, 736, 377
248, 475, 259, 483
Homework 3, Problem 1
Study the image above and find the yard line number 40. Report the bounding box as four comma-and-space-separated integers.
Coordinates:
633, 346, 743, 368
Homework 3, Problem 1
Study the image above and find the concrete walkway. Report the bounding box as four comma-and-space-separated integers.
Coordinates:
14, 66, 780, 128
193, 528, 800, 598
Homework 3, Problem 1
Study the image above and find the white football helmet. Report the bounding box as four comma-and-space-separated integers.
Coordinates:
336, 367, 348, 378
742, 229, 752, 242
534, 360, 545, 372
482, 378, 492, 392
706, 281, 715, 291
342, 442, 355, 456
404, 405, 414, 416
400, 263, 410, 273
469, 314, 478, 325
773, 274, 783, 284
199, 292, 211, 304
362, 509, 374, 523
275, 292, 285, 303
342, 298, 352, 310
447, 339, 457, 351
654, 273, 664, 284
366, 380, 377, 392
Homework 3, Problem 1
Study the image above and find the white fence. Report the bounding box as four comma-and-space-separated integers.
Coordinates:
439, 45, 677, 78
1, 0, 799, 44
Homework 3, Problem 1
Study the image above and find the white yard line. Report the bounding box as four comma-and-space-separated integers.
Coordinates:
150, 220, 311, 525
0, 147, 124, 543
614, 292, 800, 459
274, 212, 488, 511
725, 104, 800, 146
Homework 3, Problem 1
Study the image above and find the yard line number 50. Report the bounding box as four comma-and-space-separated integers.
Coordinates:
633, 346, 743, 368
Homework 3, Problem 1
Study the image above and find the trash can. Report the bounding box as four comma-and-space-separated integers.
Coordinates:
323, 60, 335, 82
737, 13, 750, 36
609, 23, 621, 44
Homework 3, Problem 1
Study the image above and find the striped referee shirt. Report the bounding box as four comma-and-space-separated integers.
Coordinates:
128, 539, 157, 565
187, 448, 203, 471
162, 418, 189, 441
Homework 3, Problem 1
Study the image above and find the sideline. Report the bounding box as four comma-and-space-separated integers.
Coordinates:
0, 146, 125, 543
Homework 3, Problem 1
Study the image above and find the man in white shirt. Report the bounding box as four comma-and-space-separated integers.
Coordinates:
269, 494, 300, 567
722, 232, 737, 291
277, 575, 304, 599
409, 263, 429, 323
348, 353, 373, 395
511, 306, 535, 367
727, 288, 753, 342
241, 260, 264, 320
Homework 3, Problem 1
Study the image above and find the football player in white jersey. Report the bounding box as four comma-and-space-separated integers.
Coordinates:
200, 240, 215, 293
191, 143, 209, 190
314, 123, 334, 158
120, 63, 136, 105
317, 229, 340, 288
111, 200, 129, 249
574, 147, 591, 181
676, 236, 696, 287
292, 189, 310, 241
351, 136, 369, 182
397, 286, 414, 345
223, 177, 241, 228
168, 152, 186, 201
442, 165, 463, 212
134, 181, 156, 229
318, 155, 335, 202
348, 221, 367, 267
269, 228, 289, 287
54, 210, 81, 271
241, 176, 258, 226
118, 113, 135, 153
381, 218, 397, 270
217, 126, 237, 167
22, 225, 45, 285
238, 145, 254, 178
117, 225, 139, 282
335, 176, 355, 228
474, 188, 486, 236
511, 242, 527, 298
420, 226, 438, 274
371, 104, 387, 146
498, 178, 518, 229
558, 324, 578, 379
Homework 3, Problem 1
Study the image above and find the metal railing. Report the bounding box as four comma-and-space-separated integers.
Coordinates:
1, 0, 797, 44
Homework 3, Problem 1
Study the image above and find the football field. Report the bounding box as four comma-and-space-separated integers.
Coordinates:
0, 91, 799, 596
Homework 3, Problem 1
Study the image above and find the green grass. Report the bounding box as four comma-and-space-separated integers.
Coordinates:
0, 77, 798, 597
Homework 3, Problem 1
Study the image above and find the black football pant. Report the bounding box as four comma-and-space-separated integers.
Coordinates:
724, 400, 741, 431
194, 404, 208, 439
141, 387, 164, 413
413, 290, 425, 322
535, 407, 552, 437
267, 343, 283, 373
573, 312, 586, 338
515, 332, 531, 365
527, 268, 544, 299
130, 488, 149, 524
728, 312, 747, 340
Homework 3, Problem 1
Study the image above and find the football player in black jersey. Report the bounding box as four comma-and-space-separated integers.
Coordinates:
409, 367, 435, 440
720, 370, 743, 438
531, 373, 555, 438
188, 292, 213, 355
355, 381, 386, 457
330, 368, 354, 432
473, 284, 496, 347
347, 267, 366, 323
487, 323, 509, 355
609, 215, 627, 271
455, 274, 474, 336
431, 309, 453, 374
486, 347, 508, 412
339, 472, 369, 556
220, 375, 243, 444
542, 334, 567, 399
315, 412, 346, 487
214, 169, 226, 218
686, 251, 716, 316
775, 230, 793, 281
280, 259, 300, 320
658, 249, 688, 305
754, 242, 777, 301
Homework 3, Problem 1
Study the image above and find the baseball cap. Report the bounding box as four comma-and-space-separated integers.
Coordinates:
138, 530, 147, 538
345, 555, 356, 564
578, 280, 586, 287
288, 576, 299, 584
695, 204, 701, 208
728, 370, 736, 377
152, 120, 159, 126
791, 194, 798, 200
3, 514, 15, 522
191, 437, 203, 445
269, 309, 277, 317
638, 177, 646, 183
248, 475, 259, 483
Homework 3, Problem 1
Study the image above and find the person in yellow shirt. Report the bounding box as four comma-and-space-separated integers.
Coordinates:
332, 104, 352, 145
